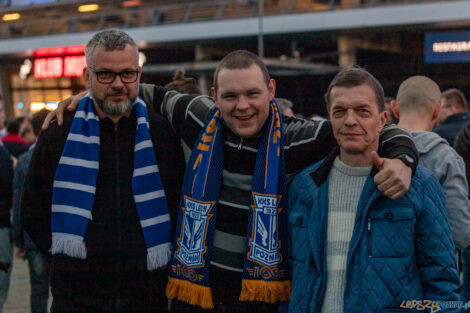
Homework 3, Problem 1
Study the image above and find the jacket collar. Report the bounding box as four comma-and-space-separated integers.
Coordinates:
442, 112, 470, 124
309, 146, 380, 186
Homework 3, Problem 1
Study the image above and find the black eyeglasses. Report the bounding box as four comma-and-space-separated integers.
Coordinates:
88, 67, 139, 84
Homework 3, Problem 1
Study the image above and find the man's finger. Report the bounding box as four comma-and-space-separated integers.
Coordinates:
370, 151, 384, 170
379, 182, 402, 196
388, 188, 407, 200
376, 177, 399, 194
41, 110, 57, 130
373, 168, 390, 185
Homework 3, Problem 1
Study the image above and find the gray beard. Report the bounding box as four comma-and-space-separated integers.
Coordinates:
91, 91, 134, 116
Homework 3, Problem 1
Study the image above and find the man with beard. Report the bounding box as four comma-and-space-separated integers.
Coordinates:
20, 29, 185, 313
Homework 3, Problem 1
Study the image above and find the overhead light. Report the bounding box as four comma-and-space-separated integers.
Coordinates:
31, 102, 45, 112
78, 4, 99, 12
139, 52, 146, 68
19, 59, 32, 80
123, 0, 141, 7
2, 13, 20, 21
45, 101, 58, 110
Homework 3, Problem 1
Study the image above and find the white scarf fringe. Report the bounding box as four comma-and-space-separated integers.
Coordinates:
51, 233, 87, 259
147, 243, 172, 270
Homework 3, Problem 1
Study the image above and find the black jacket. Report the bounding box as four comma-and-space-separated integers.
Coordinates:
21, 102, 185, 313
0, 145, 12, 228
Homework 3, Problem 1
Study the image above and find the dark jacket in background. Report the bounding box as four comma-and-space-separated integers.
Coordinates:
12, 148, 36, 250
455, 122, 470, 197
435, 112, 470, 145
1, 133, 29, 158
21, 101, 185, 313
0, 145, 12, 228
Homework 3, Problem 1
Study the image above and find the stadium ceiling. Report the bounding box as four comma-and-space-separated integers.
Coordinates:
0, 0, 469, 56
142, 58, 340, 76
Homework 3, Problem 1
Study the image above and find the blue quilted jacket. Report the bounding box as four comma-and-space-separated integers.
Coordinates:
288, 153, 461, 313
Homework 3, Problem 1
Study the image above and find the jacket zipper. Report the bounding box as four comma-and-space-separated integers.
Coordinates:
114, 123, 122, 312
367, 218, 372, 257
237, 137, 244, 150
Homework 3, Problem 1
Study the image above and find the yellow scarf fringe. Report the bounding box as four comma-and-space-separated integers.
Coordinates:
239, 279, 291, 302
166, 277, 214, 309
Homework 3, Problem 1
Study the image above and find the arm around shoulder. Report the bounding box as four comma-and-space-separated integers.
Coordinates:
379, 124, 418, 174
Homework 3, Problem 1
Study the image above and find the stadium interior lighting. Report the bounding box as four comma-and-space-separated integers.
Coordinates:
31, 102, 45, 112
2, 13, 20, 21
78, 4, 99, 12
123, 0, 141, 7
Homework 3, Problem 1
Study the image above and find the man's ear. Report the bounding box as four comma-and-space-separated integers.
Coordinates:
390, 100, 400, 119
268, 78, 276, 100
211, 87, 219, 108
137, 66, 142, 82
83, 67, 91, 90
432, 101, 441, 121
379, 110, 387, 131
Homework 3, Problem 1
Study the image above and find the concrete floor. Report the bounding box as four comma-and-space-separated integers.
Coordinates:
4, 256, 51, 313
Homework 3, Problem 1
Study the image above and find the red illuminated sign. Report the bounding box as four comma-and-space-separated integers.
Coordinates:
33, 45, 85, 57
64, 55, 86, 77
33, 45, 86, 79
34, 57, 63, 79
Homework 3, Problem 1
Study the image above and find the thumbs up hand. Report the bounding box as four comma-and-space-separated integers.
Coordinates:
371, 151, 411, 200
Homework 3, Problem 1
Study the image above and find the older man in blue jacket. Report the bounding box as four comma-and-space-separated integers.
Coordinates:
288, 68, 461, 313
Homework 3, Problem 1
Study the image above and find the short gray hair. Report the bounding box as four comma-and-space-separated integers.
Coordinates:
85, 29, 137, 65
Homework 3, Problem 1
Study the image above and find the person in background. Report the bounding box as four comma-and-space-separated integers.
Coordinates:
1, 118, 29, 158
435, 88, 470, 145
454, 117, 470, 302
0, 144, 13, 313
19, 118, 36, 144
164, 68, 201, 95
12, 109, 51, 313
384, 96, 398, 124
391, 75, 470, 250
0, 101, 6, 139
275, 98, 295, 117
288, 68, 461, 313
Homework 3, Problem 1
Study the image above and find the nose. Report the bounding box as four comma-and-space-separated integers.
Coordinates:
111, 74, 125, 88
344, 109, 357, 127
236, 95, 250, 111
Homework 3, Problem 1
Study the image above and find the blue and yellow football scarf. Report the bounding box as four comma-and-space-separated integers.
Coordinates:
51, 95, 172, 270
167, 100, 291, 309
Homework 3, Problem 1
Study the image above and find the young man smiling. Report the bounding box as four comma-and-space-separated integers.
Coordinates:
49, 50, 418, 313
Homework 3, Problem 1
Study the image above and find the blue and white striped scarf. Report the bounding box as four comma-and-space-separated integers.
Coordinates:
51, 95, 172, 270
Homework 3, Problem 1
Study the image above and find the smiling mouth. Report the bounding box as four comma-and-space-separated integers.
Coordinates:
234, 114, 255, 122
341, 133, 362, 136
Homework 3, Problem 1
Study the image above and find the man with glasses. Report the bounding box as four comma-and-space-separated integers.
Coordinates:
20, 29, 185, 313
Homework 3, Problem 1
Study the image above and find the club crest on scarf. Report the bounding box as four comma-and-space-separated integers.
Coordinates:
248, 193, 281, 267
175, 197, 215, 267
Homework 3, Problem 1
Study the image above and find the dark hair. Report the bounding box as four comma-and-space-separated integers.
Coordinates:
31, 109, 51, 136
164, 68, 201, 94
7, 120, 20, 134
213, 50, 269, 91
324, 67, 385, 112
442, 88, 468, 110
